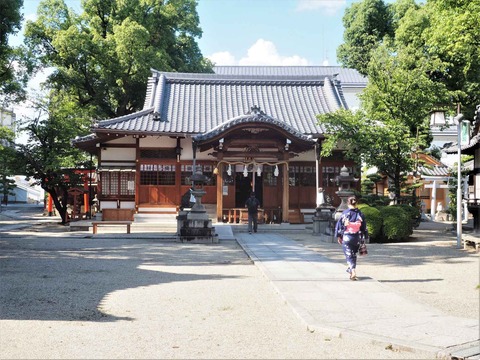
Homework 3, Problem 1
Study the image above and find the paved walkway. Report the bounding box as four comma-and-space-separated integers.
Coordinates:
236, 232, 479, 359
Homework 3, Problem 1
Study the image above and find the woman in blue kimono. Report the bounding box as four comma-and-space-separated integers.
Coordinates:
334, 196, 368, 280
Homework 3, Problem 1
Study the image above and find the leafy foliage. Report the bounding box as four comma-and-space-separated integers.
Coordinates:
397, 203, 421, 228
403, 0, 480, 115
337, 0, 395, 75
17, 0, 213, 221
23, 0, 213, 119
377, 205, 413, 242
0, 126, 22, 204
0, 0, 31, 105
324, 0, 460, 197
16, 94, 91, 224
318, 46, 446, 196
358, 204, 383, 240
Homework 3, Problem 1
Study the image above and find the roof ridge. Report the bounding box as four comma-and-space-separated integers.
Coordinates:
93, 107, 153, 127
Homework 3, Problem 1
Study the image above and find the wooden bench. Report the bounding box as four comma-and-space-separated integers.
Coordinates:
92, 221, 132, 234
101, 209, 135, 221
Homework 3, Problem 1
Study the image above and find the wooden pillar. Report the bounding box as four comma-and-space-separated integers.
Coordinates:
216, 163, 223, 222
282, 162, 289, 222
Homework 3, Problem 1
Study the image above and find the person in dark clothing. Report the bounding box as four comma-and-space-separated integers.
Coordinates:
180, 188, 195, 210
245, 191, 260, 234
334, 196, 369, 280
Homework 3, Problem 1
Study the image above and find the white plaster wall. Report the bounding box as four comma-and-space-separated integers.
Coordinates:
100, 201, 135, 210
108, 137, 136, 144
342, 88, 363, 110
294, 149, 316, 162
101, 147, 136, 161
140, 136, 177, 147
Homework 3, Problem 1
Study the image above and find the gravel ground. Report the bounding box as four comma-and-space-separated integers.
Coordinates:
0, 214, 478, 359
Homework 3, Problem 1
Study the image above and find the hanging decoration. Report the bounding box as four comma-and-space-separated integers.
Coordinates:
216, 160, 288, 178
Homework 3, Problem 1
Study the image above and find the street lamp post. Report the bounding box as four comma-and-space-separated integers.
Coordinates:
454, 113, 464, 249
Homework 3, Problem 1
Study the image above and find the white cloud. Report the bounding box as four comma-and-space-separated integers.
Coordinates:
24, 13, 37, 22
239, 39, 310, 66
207, 39, 310, 66
207, 51, 236, 66
296, 0, 346, 15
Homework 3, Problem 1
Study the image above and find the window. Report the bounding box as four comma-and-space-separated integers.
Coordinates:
264, 165, 278, 186
100, 171, 135, 196
289, 165, 316, 186
140, 164, 176, 185
181, 164, 216, 186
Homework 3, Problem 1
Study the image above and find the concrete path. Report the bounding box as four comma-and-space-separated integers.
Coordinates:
236, 232, 479, 359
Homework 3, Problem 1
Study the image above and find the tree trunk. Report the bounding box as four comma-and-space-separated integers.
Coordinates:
47, 188, 69, 225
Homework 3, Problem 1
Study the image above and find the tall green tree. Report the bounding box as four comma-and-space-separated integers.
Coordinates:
319, 46, 447, 197
16, 93, 91, 224
340, 0, 480, 116
336, 0, 396, 75
0, 0, 29, 105
18, 0, 213, 221
395, 0, 480, 115
330, 0, 480, 198
0, 126, 20, 205
23, 0, 213, 119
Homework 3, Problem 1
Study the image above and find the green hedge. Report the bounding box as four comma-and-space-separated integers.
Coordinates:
358, 204, 382, 240
358, 203, 415, 242
397, 204, 421, 229
378, 205, 413, 241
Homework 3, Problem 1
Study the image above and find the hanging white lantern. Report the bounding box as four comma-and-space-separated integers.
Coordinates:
243, 165, 248, 177
274, 164, 279, 177
227, 164, 232, 176
256, 165, 262, 177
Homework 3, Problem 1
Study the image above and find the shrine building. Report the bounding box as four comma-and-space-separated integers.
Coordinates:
72, 66, 367, 223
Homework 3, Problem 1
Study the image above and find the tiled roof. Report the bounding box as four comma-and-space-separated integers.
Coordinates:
193, 106, 314, 144
418, 164, 450, 177
443, 133, 480, 154
213, 66, 367, 86
74, 66, 364, 146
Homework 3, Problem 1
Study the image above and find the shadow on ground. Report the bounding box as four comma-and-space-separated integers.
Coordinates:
0, 236, 249, 322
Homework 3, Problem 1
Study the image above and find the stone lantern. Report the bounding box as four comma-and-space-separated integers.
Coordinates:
312, 188, 335, 241
334, 165, 358, 220
177, 172, 218, 243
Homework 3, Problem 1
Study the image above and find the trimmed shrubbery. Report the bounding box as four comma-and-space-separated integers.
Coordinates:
359, 203, 416, 243
376, 205, 413, 242
397, 204, 421, 229
358, 204, 382, 240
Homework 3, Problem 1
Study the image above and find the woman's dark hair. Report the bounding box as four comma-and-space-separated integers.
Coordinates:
347, 196, 357, 206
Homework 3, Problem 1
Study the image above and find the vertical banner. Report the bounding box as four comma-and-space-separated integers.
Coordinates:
460, 121, 470, 145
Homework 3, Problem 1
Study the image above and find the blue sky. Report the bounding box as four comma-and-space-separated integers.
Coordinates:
19, 0, 353, 66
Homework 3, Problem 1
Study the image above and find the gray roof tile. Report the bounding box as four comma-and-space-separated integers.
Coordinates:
213, 66, 367, 86
443, 133, 480, 154
419, 165, 450, 177
77, 66, 364, 143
